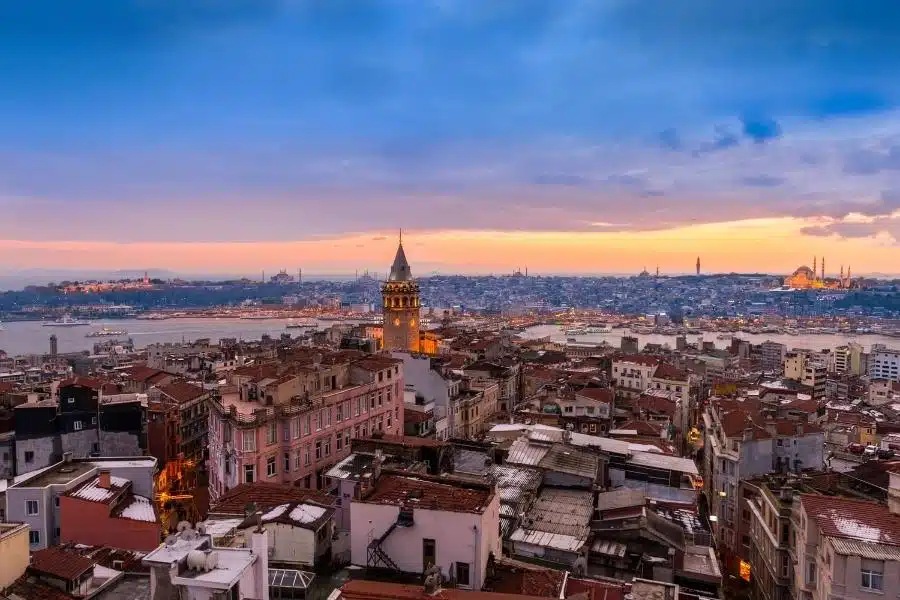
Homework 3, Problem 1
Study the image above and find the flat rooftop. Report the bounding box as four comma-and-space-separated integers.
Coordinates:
13, 457, 157, 489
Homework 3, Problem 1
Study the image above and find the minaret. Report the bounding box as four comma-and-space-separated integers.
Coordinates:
696, 257, 700, 276
821, 257, 825, 281
813, 257, 816, 279
656, 266, 659, 277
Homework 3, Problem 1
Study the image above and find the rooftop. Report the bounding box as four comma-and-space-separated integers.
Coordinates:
239, 501, 333, 531
211, 482, 332, 515
12, 457, 157, 489
338, 579, 549, 600
801, 494, 900, 545
361, 473, 494, 513
30, 546, 95, 581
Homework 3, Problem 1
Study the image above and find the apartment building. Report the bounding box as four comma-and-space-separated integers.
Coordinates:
800, 363, 827, 400
452, 379, 500, 439
391, 352, 463, 440
611, 355, 659, 400
795, 490, 900, 600
833, 343, 866, 376
869, 345, 900, 382
0, 522, 29, 590
4, 454, 157, 550
743, 478, 796, 600
702, 398, 824, 565
462, 360, 520, 413
350, 472, 501, 589
760, 341, 787, 373
207, 355, 404, 497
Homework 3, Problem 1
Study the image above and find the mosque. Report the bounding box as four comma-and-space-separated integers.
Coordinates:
784, 257, 854, 290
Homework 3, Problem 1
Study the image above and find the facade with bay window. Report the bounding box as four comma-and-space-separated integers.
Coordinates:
208, 356, 404, 499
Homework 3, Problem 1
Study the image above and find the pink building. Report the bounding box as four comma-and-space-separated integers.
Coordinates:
208, 354, 404, 500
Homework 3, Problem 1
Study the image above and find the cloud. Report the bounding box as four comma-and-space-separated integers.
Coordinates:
741, 116, 782, 143
740, 174, 786, 188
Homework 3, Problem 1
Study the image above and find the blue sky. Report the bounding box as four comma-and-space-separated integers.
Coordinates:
4, 0, 900, 248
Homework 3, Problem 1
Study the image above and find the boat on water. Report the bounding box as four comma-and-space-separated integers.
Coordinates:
584, 325, 612, 333
86, 327, 128, 338
43, 315, 90, 327
286, 319, 318, 330
240, 314, 277, 320
564, 327, 587, 336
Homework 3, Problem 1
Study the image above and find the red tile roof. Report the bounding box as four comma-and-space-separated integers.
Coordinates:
800, 494, 900, 545
353, 356, 402, 372
565, 578, 626, 600
211, 482, 332, 515
362, 474, 493, 513
30, 546, 95, 580
615, 420, 665, 436
653, 363, 690, 381
156, 381, 208, 404
576, 388, 614, 404
123, 365, 168, 383
4, 575, 72, 600
340, 579, 549, 600
59, 375, 106, 391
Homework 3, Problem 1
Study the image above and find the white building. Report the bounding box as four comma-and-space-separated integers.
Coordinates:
350, 473, 500, 589
143, 522, 269, 600
611, 356, 659, 399
869, 345, 900, 382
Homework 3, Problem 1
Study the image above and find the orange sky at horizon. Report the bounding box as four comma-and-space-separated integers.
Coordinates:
1, 217, 898, 276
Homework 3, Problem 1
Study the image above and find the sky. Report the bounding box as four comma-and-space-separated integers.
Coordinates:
4, 0, 900, 276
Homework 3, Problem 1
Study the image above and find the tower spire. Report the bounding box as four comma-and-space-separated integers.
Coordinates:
399, 228, 402, 246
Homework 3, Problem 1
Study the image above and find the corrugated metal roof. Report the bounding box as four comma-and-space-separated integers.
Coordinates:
829, 537, 900, 560
510, 528, 586, 552
592, 539, 628, 557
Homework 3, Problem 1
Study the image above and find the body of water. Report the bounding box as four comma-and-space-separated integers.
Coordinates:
521, 324, 900, 353
0, 318, 343, 355
2, 318, 898, 357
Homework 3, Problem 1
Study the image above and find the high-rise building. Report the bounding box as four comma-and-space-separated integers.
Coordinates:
870, 345, 900, 382
381, 234, 421, 352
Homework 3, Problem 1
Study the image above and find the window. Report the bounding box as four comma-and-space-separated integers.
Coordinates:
806, 561, 816, 586
303, 415, 311, 436
345, 430, 351, 446
336, 404, 343, 422
337, 433, 343, 451
861, 568, 884, 591
73, 420, 83, 431
242, 431, 256, 452
29, 530, 40, 545
315, 410, 322, 431
26, 500, 39, 516
267, 456, 276, 477
244, 464, 255, 483
291, 418, 300, 439
91, 416, 97, 425
283, 423, 290, 442
25, 451, 34, 463
387, 414, 392, 428
324, 436, 331, 456
55, 497, 60, 507
284, 452, 291, 472
456, 562, 470, 587
267, 423, 277, 445
355, 398, 361, 416
294, 452, 301, 470
304, 445, 311, 466
423, 538, 436, 569
315, 441, 322, 460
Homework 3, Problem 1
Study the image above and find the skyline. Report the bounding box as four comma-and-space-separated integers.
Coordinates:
5, 1, 900, 271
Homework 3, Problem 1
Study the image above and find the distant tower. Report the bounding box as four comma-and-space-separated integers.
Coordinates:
381, 231, 420, 352
143, 271, 149, 285
656, 266, 659, 277
50, 334, 58, 357
813, 257, 817, 279
696, 257, 700, 276
821, 257, 825, 281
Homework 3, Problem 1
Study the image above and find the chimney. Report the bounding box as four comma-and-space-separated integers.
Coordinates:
250, 528, 270, 600
62, 451, 73, 464
98, 470, 111, 489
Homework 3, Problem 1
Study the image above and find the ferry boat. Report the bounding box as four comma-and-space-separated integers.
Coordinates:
564, 327, 587, 336
43, 315, 90, 327
86, 327, 128, 338
584, 324, 612, 334
286, 319, 318, 330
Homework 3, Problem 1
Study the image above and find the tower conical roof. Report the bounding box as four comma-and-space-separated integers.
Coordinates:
389, 237, 412, 281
